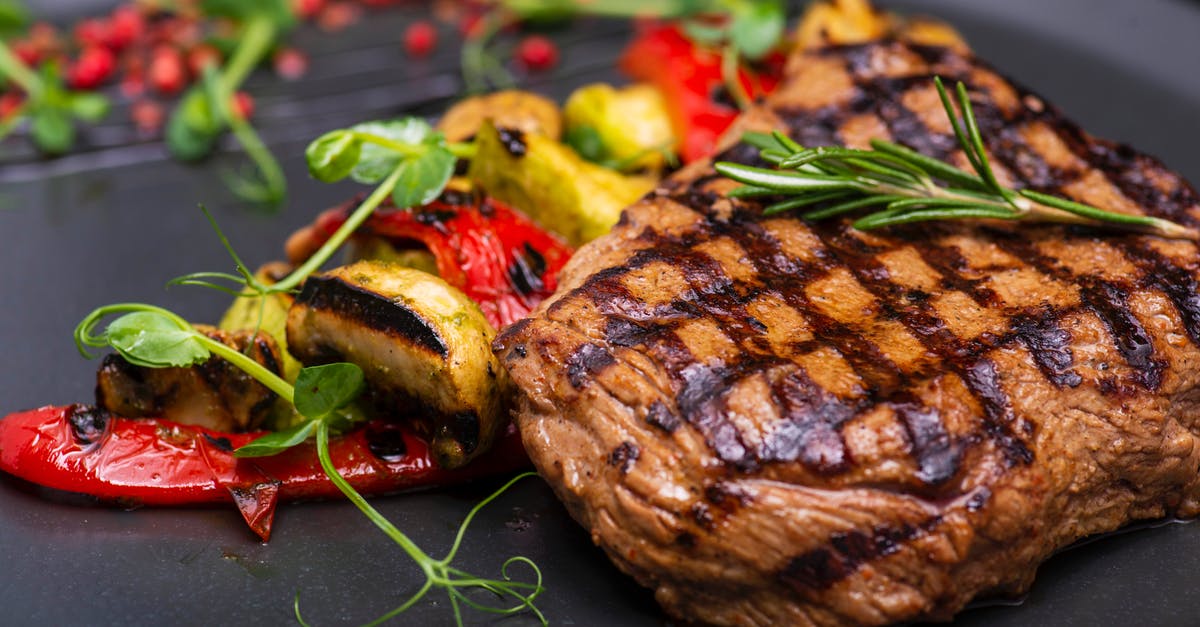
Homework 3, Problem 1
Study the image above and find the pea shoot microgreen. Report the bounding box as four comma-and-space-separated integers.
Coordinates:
715, 77, 1200, 240
0, 40, 111, 153
74, 305, 546, 626
172, 117, 474, 304
72, 107, 544, 624
165, 0, 295, 207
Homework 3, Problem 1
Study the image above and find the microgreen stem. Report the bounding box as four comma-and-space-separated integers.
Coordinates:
224, 103, 287, 205
355, 132, 477, 159
314, 421, 545, 626
220, 15, 277, 95
721, 43, 751, 110
461, 11, 513, 94
0, 38, 40, 96
197, 334, 295, 403
74, 303, 190, 357
269, 165, 405, 293
316, 421, 435, 563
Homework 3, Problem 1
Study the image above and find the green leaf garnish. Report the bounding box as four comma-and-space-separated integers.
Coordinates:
104, 311, 212, 368
391, 144, 456, 209
727, 0, 785, 60
292, 363, 365, 420
349, 118, 437, 184
68, 93, 111, 123
563, 124, 607, 163
29, 106, 73, 155
233, 420, 317, 458
305, 130, 362, 183
715, 77, 1200, 241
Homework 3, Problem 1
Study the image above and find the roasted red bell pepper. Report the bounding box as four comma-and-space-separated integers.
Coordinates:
0, 406, 528, 541
292, 192, 573, 329
0, 193, 571, 541
620, 23, 785, 163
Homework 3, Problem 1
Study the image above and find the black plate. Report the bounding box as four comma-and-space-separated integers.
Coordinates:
2, 1, 1199, 625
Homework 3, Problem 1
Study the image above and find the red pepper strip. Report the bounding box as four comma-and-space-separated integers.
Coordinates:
619, 23, 784, 163
0, 405, 528, 541
303, 194, 573, 329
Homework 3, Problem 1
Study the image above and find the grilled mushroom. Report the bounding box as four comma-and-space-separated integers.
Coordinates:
285, 260, 510, 469
96, 326, 285, 432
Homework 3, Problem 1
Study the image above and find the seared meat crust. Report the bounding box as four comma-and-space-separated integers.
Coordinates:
495, 41, 1200, 625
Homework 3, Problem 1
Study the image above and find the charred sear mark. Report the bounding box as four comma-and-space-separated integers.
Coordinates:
444, 411, 480, 455
764, 370, 854, 473
297, 275, 448, 356
68, 404, 109, 446
608, 442, 640, 474
1011, 311, 1082, 388
509, 243, 547, 296
713, 140, 769, 168
778, 517, 940, 591
414, 208, 457, 234
202, 433, 234, 452
1054, 118, 1200, 227
775, 104, 845, 151
1128, 244, 1200, 348
497, 127, 527, 157
438, 188, 475, 208
893, 401, 960, 485
677, 361, 753, 466
645, 401, 681, 433
705, 481, 752, 513
605, 317, 660, 348
963, 359, 1033, 465
365, 422, 409, 461
565, 343, 617, 389
1081, 281, 1165, 389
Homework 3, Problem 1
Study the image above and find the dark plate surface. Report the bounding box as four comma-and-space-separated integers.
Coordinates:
1, 1, 1199, 625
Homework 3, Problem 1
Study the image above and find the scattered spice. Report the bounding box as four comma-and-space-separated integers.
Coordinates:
403, 20, 437, 57
515, 35, 558, 72
272, 47, 309, 80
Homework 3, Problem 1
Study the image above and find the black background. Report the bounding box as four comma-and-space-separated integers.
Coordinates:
1, 1, 1198, 625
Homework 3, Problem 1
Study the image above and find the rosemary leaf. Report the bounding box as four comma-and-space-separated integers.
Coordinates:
713, 77, 1196, 241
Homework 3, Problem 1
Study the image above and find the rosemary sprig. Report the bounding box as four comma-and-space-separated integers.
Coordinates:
715, 77, 1198, 240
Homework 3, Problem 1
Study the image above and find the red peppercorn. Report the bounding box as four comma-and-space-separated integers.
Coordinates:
130, 99, 164, 134
120, 74, 144, 98
292, 0, 326, 20
403, 21, 437, 58
515, 35, 558, 72
73, 18, 110, 49
11, 40, 40, 67
230, 91, 255, 119
272, 47, 309, 80
107, 7, 144, 51
148, 47, 186, 95
187, 44, 222, 76
317, 2, 360, 32
68, 46, 117, 89
0, 92, 24, 119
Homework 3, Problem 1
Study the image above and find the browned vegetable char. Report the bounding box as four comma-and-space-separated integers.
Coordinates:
494, 39, 1200, 626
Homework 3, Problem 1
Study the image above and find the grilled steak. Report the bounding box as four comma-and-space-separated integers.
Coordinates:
494, 40, 1200, 625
